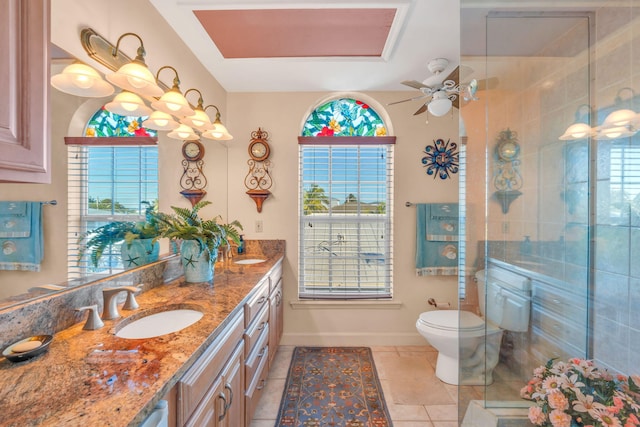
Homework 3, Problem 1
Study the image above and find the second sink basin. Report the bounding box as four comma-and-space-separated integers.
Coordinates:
116, 308, 203, 339
233, 258, 266, 265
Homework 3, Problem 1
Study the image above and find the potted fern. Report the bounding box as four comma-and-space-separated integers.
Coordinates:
155, 201, 242, 283
77, 202, 164, 269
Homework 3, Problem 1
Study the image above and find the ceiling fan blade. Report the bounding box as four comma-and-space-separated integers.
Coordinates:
387, 94, 429, 106
401, 80, 429, 90
443, 66, 459, 85
413, 104, 428, 116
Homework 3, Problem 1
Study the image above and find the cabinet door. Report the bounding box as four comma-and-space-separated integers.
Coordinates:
219, 343, 245, 427
0, 0, 50, 183
184, 375, 224, 427
269, 278, 283, 366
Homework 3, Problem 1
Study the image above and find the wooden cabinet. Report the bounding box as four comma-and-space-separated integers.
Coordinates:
178, 311, 245, 427
269, 272, 283, 367
0, 0, 51, 183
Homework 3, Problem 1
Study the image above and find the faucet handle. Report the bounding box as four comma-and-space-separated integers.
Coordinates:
122, 285, 141, 311
75, 304, 104, 330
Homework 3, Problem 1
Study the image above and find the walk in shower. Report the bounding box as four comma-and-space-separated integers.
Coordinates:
460, 1, 639, 424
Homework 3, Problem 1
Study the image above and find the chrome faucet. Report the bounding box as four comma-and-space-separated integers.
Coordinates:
102, 285, 141, 320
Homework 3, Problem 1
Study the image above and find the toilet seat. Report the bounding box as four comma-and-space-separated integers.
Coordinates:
418, 310, 496, 333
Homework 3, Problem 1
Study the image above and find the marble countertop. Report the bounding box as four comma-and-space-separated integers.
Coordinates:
0, 245, 285, 427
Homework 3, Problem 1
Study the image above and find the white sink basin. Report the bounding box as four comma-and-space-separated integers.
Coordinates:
233, 258, 266, 265
116, 309, 203, 339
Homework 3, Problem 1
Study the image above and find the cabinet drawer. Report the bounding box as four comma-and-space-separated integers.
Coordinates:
245, 344, 269, 423
532, 281, 587, 320
531, 305, 587, 351
245, 325, 269, 389
244, 303, 269, 358
244, 281, 269, 328
178, 311, 244, 423
269, 260, 283, 293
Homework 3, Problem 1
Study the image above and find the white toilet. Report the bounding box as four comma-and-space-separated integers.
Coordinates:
416, 266, 531, 385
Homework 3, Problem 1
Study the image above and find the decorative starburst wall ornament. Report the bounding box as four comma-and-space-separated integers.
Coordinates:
421, 138, 459, 179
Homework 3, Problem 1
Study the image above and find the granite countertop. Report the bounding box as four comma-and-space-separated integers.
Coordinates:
0, 244, 285, 427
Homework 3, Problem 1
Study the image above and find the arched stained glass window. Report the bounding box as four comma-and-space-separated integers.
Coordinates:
84, 107, 157, 137
302, 98, 387, 137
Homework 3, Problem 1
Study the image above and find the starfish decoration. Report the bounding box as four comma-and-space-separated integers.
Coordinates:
183, 254, 198, 269
421, 138, 459, 180
124, 254, 140, 267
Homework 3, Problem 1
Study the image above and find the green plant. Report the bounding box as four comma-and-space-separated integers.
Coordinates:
155, 201, 242, 255
77, 202, 164, 267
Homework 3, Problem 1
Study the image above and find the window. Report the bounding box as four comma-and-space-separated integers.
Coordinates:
68, 108, 158, 278
299, 97, 394, 299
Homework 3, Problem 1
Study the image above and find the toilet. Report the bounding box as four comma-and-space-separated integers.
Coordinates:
416, 266, 531, 385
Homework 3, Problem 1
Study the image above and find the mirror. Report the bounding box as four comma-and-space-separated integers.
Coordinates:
0, 31, 229, 309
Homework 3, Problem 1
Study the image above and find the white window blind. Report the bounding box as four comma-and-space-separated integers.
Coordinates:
299, 143, 393, 299
67, 145, 158, 279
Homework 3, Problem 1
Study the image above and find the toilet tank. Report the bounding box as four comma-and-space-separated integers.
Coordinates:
475, 267, 531, 332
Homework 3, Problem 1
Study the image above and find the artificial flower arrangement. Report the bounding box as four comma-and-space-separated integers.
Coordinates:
521, 358, 640, 427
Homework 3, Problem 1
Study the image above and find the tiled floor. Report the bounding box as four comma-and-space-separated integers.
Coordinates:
250, 345, 485, 427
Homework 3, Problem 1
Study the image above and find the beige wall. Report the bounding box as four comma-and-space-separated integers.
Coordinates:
227, 92, 461, 345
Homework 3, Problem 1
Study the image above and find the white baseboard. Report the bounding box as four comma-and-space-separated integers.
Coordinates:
281, 331, 426, 347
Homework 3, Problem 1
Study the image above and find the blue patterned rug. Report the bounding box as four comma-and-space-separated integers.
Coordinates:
275, 347, 393, 427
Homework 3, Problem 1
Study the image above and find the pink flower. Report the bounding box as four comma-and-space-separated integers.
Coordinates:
592, 408, 623, 427
542, 376, 564, 394
573, 390, 607, 417
548, 391, 569, 410
548, 409, 571, 427
528, 406, 546, 425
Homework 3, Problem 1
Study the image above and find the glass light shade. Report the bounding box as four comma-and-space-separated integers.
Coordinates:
427, 92, 452, 117
559, 123, 592, 140
595, 125, 636, 140
167, 124, 199, 140
151, 89, 195, 117
603, 109, 637, 127
181, 109, 212, 131
202, 122, 233, 140
105, 91, 152, 116
106, 61, 164, 98
51, 63, 115, 97
142, 110, 180, 131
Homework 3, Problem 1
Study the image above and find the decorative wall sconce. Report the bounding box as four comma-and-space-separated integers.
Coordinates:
142, 110, 180, 131
104, 90, 152, 116
182, 89, 213, 131
179, 140, 207, 206
244, 128, 273, 212
492, 128, 523, 214
151, 66, 194, 117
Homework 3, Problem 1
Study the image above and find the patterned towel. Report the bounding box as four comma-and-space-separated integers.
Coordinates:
0, 202, 44, 271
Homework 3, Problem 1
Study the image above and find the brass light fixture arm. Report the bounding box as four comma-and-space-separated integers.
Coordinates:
204, 104, 222, 122
155, 65, 181, 89
112, 32, 147, 63
185, 88, 205, 108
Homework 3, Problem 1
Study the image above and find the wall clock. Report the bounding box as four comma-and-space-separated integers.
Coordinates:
182, 140, 205, 162
248, 138, 270, 162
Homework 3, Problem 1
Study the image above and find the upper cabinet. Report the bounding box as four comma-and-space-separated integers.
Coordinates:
0, 0, 50, 183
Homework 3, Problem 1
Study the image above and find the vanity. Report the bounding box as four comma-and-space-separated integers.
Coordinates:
0, 240, 285, 427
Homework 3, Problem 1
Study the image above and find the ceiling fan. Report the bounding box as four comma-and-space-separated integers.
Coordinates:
389, 58, 480, 118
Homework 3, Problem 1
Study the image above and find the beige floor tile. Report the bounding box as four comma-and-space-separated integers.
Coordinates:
394, 421, 434, 427
432, 422, 460, 427
252, 378, 285, 420
425, 404, 458, 421
396, 345, 435, 352
249, 420, 276, 427
370, 345, 399, 352
386, 403, 430, 421
268, 348, 294, 379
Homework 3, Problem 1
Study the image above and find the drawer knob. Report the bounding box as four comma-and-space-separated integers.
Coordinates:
256, 379, 266, 391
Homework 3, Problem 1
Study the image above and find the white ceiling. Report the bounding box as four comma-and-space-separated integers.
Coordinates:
148, 0, 461, 93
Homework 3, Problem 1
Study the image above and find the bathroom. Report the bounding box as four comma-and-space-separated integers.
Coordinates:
1, 0, 639, 426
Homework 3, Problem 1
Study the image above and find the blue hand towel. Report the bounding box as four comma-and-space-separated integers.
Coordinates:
0, 202, 44, 271
415, 203, 458, 276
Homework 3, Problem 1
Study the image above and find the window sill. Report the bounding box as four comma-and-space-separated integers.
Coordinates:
289, 300, 403, 310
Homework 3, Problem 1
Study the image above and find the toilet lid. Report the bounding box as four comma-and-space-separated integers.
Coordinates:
419, 310, 485, 332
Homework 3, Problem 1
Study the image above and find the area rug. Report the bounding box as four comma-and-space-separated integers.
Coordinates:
275, 347, 393, 427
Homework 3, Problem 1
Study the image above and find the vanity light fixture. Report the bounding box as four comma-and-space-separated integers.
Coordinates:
151, 66, 195, 118
201, 105, 233, 140
51, 62, 114, 97
167, 124, 199, 141
559, 104, 593, 141
143, 110, 180, 131
105, 32, 164, 98
181, 89, 212, 131
105, 90, 152, 116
